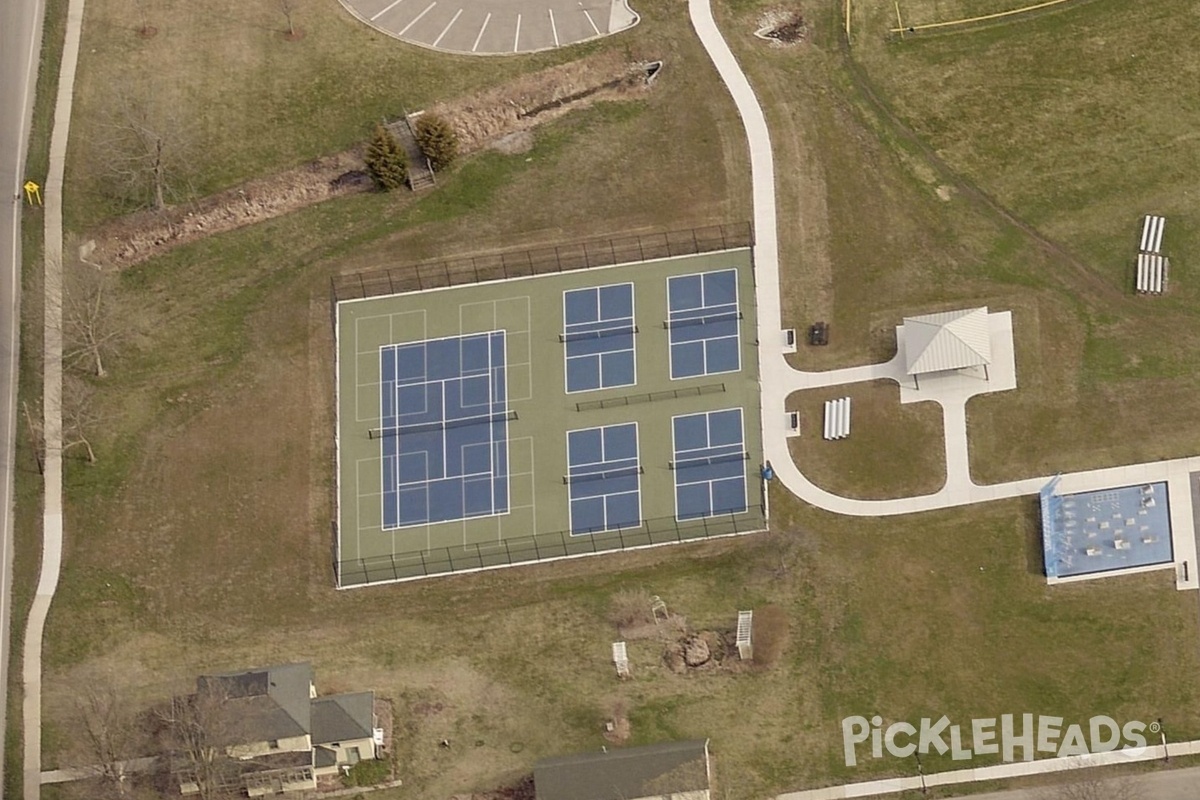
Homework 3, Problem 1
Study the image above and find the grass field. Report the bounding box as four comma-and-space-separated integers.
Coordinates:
786, 382, 945, 499
22, 0, 1200, 796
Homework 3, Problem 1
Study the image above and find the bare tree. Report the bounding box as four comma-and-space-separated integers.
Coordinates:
97, 91, 194, 212
77, 684, 146, 797
279, 0, 301, 36
156, 688, 243, 800
64, 258, 120, 379
132, 0, 155, 36
62, 376, 101, 464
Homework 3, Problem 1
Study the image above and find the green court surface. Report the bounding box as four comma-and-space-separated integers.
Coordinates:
335, 249, 765, 587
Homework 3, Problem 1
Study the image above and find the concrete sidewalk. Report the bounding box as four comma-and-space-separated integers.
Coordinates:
23, 0, 84, 796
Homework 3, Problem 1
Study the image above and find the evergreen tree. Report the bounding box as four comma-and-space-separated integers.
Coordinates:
414, 114, 460, 172
365, 124, 409, 191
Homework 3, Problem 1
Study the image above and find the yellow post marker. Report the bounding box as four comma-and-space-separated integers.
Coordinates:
845, 0, 851, 39
23, 180, 41, 206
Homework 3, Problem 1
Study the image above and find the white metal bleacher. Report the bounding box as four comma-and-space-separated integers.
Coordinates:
823, 397, 851, 440
1136, 215, 1168, 295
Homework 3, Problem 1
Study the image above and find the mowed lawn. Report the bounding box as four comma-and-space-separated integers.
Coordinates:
832, 0, 1200, 482
786, 381, 946, 500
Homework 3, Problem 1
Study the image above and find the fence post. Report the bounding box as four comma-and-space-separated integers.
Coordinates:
503, 538, 513, 565
443, 262, 451, 286
475, 542, 484, 568
532, 535, 541, 560
419, 550, 429, 577
446, 549, 455, 572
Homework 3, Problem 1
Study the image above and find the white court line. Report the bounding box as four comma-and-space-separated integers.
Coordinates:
513, 13, 522, 51
398, 2, 437, 35
471, 11, 491, 51
582, 7, 601, 35
371, 0, 406, 21
432, 7, 463, 46
548, 8, 559, 46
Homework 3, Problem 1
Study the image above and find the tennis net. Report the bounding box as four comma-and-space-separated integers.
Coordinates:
369, 409, 517, 439
669, 451, 748, 470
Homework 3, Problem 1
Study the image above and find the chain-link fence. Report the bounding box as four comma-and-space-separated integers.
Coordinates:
337, 506, 767, 587
331, 223, 754, 303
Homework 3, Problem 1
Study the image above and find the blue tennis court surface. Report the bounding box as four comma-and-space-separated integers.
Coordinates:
379, 332, 510, 529
667, 269, 741, 380
566, 423, 642, 534
672, 408, 747, 521
562, 284, 636, 393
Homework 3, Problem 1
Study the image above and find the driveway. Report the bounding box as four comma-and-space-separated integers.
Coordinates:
339, 0, 637, 54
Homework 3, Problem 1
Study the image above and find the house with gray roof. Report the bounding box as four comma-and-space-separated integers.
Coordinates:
176, 663, 380, 797
534, 740, 711, 800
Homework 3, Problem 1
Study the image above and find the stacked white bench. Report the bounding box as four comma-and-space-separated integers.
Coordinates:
823, 397, 851, 440
1136, 215, 1168, 295
612, 641, 630, 678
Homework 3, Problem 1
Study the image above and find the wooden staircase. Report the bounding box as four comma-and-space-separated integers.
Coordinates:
387, 114, 436, 192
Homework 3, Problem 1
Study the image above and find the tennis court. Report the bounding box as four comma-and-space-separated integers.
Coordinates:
334, 247, 765, 587
667, 269, 741, 379
378, 332, 511, 528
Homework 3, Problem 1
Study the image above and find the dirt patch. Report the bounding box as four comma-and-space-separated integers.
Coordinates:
490, 131, 535, 156
84, 51, 651, 270
755, 9, 808, 45
602, 699, 632, 744
664, 628, 739, 673
427, 50, 649, 155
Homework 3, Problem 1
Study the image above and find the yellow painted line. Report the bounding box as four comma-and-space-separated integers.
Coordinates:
890, 0, 1075, 33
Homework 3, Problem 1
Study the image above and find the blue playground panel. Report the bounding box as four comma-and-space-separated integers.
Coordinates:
1041, 477, 1173, 579
380, 332, 509, 529
566, 423, 642, 534
672, 408, 748, 521
563, 284, 636, 393
667, 269, 741, 380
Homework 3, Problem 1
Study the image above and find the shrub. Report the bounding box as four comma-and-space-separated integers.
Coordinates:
608, 587, 654, 629
343, 757, 392, 787
751, 604, 789, 669
364, 124, 408, 191
414, 114, 459, 171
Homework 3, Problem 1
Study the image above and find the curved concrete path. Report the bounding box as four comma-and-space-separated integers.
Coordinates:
23, 0, 81, 795
337, 0, 637, 54
686, 0, 1199, 588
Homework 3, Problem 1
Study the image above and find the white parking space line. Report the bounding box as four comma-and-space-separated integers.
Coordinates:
432, 8, 463, 46
581, 6, 601, 35
513, 13, 522, 52
548, 8, 560, 46
398, 1, 436, 35
371, 0, 406, 21
471, 12, 491, 51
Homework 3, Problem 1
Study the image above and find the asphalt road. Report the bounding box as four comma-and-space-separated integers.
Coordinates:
0, 0, 45, 792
